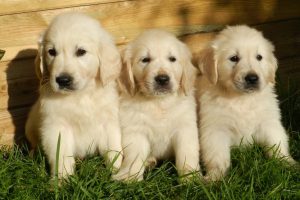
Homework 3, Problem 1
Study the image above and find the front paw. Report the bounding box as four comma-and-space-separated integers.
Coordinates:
203, 169, 225, 182
145, 156, 157, 170
178, 171, 202, 183
50, 160, 75, 182
112, 154, 123, 173
286, 157, 297, 165
112, 170, 143, 182
282, 156, 299, 169
107, 151, 123, 173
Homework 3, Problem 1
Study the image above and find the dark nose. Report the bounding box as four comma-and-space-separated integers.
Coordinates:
56, 74, 73, 88
155, 75, 170, 86
245, 74, 259, 85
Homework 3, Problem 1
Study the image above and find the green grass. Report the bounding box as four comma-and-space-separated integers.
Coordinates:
0, 81, 299, 200
1, 143, 299, 199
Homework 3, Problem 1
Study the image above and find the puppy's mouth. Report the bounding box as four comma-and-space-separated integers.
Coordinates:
234, 76, 260, 93
244, 83, 260, 92
153, 85, 172, 95
58, 85, 76, 91
52, 84, 77, 93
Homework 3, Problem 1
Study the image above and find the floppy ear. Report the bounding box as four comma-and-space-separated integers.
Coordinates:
117, 46, 136, 96
197, 47, 218, 85
266, 42, 278, 84
179, 44, 197, 96
35, 32, 49, 85
98, 39, 121, 86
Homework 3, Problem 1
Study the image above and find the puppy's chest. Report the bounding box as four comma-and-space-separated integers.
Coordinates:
129, 104, 174, 126
121, 99, 182, 136
42, 94, 110, 126
201, 93, 265, 135
140, 105, 176, 158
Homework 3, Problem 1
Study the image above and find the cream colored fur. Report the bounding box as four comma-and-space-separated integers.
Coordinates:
25, 12, 123, 179
196, 25, 296, 181
113, 30, 200, 181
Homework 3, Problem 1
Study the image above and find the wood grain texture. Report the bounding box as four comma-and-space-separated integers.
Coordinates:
0, 107, 30, 146
0, 0, 126, 15
0, 108, 30, 129
1, 18, 300, 74
0, 57, 37, 81
0, 19, 299, 110
1, 0, 300, 61
0, 78, 39, 110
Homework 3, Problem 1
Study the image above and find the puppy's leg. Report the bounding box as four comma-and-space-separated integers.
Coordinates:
201, 129, 231, 181
112, 133, 150, 182
41, 128, 75, 179
25, 104, 40, 154
145, 156, 157, 170
25, 122, 39, 157
256, 120, 296, 164
173, 126, 200, 180
104, 122, 123, 172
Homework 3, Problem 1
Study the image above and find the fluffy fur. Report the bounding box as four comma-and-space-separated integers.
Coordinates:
196, 25, 296, 181
25, 12, 123, 179
113, 29, 200, 181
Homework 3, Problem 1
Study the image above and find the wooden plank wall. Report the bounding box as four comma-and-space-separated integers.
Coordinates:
0, 0, 300, 146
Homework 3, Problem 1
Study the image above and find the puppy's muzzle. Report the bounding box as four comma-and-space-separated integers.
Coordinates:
155, 74, 170, 86
244, 73, 259, 89
56, 73, 74, 89
153, 74, 172, 94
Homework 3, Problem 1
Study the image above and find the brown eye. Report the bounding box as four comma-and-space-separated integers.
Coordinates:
169, 56, 176, 62
229, 55, 240, 63
141, 57, 151, 63
48, 48, 56, 56
256, 54, 263, 61
76, 48, 86, 57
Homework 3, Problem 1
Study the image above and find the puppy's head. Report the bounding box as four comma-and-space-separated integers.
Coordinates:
199, 25, 277, 94
119, 29, 195, 97
36, 12, 121, 94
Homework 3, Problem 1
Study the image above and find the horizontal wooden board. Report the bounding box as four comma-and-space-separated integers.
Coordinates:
0, 108, 29, 146
0, 132, 14, 147
0, 0, 126, 16
0, 107, 30, 126
1, 0, 300, 61
0, 78, 39, 110
0, 57, 37, 81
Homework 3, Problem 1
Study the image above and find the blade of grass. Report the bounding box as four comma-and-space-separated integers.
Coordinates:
55, 133, 61, 200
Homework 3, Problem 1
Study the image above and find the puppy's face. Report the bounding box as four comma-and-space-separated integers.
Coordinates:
200, 26, 277, 94
44, 32, 99, 93
130, 38, 183, 96
120, 30, 195, 97
37, 13, 121, 94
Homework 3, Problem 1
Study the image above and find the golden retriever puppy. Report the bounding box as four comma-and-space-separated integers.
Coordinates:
25, 12, 123, 179
112, 29, 200, 181
196, 25, 296, 181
